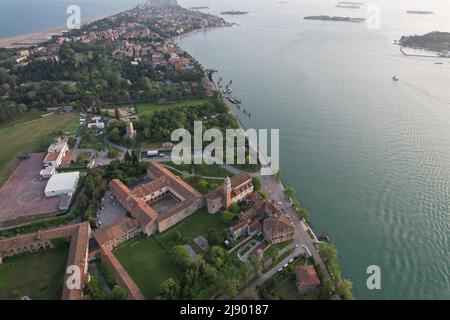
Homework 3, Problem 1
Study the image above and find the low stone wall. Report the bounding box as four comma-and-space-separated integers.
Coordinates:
100, 247, 145, 300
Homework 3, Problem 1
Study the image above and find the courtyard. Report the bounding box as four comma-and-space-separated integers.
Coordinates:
149, 193, 180, 214
0, 244, 69, 300
113, 208, 227, 299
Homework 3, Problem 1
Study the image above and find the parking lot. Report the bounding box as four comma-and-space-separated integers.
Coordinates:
0, 153, 60, 226
97, 190, 128, 228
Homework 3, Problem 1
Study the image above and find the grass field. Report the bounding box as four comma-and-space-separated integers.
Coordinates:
0, 113, 78, 186
113, 209, 227, 299
163, 162, 230, 178
113, 236, 180, 299
157, 208, 226, 247
0, 245, 69, 300
135, 98, 209, 118
273, 276, 302, 300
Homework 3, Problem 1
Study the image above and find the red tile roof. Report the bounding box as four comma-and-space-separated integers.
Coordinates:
44, 152, 60, 162
295, 265, 321, 287
94, 217, 140, 246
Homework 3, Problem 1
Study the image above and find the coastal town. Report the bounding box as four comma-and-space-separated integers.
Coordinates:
0, 0, 352, 301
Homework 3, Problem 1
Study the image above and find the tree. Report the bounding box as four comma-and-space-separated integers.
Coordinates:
259, 191, 268, 200
114, 108, 121, 120
196, 178, 209, 194
252, 177, 261, 192
297, 207, 310, 220
172, 245, 190, 268
160, 278, 179, 300
284, 186, 296, 199
110, 285, 127, 300
318, 243, 338, 265
222, 210, 235, 224
131, 149, 138, 166
224, 279, 239, 298
249, 256, 262, 277
138, 76, 152, 91
337, 279, 354, 300
124, 151, 131, 163
209, 246, 227, 269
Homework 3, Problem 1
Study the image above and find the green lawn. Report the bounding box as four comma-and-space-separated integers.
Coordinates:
273, 276, 302, 300
113, 209, 227, 299
135, 98, 209, 118
163, 162, 230, 178
79, 136, 106, 151
0, 245, 69, 300
113, 236, 180, 299
157, 208, 226, 247
0, 113, 78, 186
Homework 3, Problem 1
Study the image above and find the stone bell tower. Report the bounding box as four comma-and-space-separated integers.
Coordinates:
224, 176, 232, 209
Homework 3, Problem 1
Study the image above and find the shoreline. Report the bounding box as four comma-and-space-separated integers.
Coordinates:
0, 27, 67, 48
0, 6, 136, 48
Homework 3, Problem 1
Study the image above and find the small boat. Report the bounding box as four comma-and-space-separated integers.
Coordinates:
227, 96, 241, 104
435, 62, 443, 65
392, 75, 399, 81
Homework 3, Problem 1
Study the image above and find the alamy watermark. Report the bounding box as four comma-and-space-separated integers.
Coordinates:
66, 265, 82, 290
171, 121, 279, 176
66, 5, 81, 30
366, 265, 381, 290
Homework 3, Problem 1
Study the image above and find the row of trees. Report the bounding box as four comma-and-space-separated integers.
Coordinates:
317, 242, 354, 300
0, 101, 28, 124
135, 95, 233, 143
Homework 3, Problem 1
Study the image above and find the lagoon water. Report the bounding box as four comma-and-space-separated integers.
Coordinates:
1, 0, 449, 299
0, 0, 141, 38
177, 0, 450, 299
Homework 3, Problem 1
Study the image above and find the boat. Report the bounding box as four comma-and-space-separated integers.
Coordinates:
392, 75, 399, 81
227, 96, 241, 104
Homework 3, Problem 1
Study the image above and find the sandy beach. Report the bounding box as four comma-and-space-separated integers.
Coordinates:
0, 27, 68, 48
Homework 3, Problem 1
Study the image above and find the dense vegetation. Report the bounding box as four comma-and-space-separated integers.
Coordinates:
400, 31, 450, 51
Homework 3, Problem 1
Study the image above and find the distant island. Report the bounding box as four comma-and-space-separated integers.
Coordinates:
220, 11, 249, 15
336, 4, 360, 9
338, 1, 364, 5
399, 31, 450, 53
304, 15, 365, 23
406, 10, 434, 15
189, 6, 210, 10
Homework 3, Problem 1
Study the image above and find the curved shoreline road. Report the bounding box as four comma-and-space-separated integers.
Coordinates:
260, 175, 330, 282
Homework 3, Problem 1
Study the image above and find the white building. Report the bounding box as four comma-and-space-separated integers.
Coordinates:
40, 167, 56, 178
44, 137, 69, 168
44, 172, 80, 197
87, 121, 105, 129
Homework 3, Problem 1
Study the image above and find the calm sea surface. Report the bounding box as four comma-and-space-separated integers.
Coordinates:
1, 0, 449, 299
177, 0, 450, 299
0, 0, 141, 38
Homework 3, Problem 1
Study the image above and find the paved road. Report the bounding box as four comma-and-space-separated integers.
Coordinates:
103, 135, 129, 153
260, 175, 331, 283
236, 246, 306, 299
